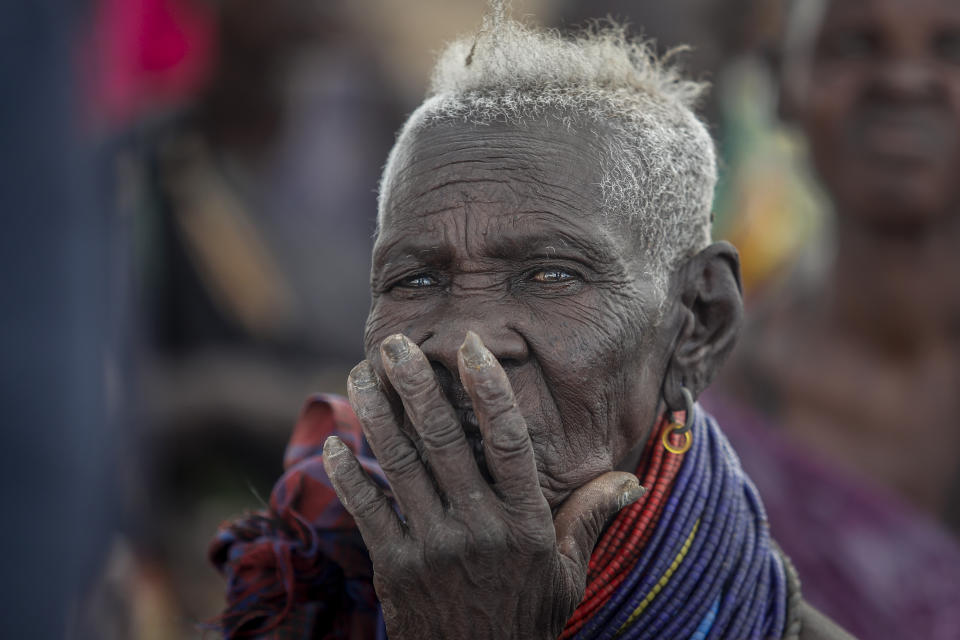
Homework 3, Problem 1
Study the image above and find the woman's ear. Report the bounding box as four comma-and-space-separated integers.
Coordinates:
663, 242, 744, 410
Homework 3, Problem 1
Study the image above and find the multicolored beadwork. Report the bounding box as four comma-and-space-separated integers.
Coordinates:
561, 405, 792, 640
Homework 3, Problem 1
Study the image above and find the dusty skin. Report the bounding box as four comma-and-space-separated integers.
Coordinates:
322, 120, 851, 639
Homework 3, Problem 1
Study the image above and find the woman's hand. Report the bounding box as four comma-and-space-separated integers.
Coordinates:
322, 331, 644, 640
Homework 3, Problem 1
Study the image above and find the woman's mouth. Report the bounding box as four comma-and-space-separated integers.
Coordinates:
851, 106, 952, 164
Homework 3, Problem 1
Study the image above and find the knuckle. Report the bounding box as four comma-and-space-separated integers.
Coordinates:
417, 407, 463, 449
378, 439, 422, 477
420, 424, 465, 451
418, 401, 454, 430
339, 476, 386, 518
470, 523, 508, 556
485, 416, 530, 454
351, 489, 389, 522
353, 397, 394, 426
473, 376, 514, 409
394, 361, 436, 399
424, 524, 469, 567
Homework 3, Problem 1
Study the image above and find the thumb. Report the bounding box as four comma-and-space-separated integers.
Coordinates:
554, 471, 645, 573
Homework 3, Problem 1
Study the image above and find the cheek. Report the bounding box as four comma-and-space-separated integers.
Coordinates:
807, 87, 851, 143
361, 302, 425, 387
363, 298, 435, 353
804, 62, 862, 134
804, 86, 859, 195
522, 295, 657, 491
528, 353, 660, 507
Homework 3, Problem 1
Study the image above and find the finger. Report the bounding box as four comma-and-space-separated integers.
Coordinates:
457, 331, 540, 504
323, 435, 405, 547
554, 471, 645, 574
380, 334, 489, 507
347, 360, 442, 527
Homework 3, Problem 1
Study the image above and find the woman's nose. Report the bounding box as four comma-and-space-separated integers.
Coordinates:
870, 55, 941, 102
418, 324, 529, 380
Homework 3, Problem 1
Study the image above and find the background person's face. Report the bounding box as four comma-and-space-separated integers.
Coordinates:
793, 0, 960, 226
364, 120, 675, 508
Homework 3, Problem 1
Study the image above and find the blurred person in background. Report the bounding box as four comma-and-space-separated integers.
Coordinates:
708, 0, 960, 637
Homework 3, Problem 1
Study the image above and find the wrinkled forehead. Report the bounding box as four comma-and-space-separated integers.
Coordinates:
375, 118, 631, 255
381, 119, 606, 221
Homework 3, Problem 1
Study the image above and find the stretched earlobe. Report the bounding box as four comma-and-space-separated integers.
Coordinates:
664, 242, 744, 403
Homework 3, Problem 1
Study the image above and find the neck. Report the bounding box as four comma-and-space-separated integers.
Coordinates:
824, 210, 960, 357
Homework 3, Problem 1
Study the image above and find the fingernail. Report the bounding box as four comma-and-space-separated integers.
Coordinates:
382, 334, 410, 363
619, 477, 646, 509
324, 435, 347, 456
460, 330, 494, 369
349, 361, 378, 390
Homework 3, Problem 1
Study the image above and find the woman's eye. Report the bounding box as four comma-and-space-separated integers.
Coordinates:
531, 268, 576, 283
397, 273, 438, 288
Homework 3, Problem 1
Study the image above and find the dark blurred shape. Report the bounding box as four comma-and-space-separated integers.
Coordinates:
137, 0, 397, 363
557, 0, 780, 123
83, 0, 406, 633
0, 0, 117, 636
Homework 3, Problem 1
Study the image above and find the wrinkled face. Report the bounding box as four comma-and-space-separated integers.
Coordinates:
793, 0, 960, 225
364, 119, 676, 508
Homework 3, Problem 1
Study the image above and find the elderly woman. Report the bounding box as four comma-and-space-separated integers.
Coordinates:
209, 10, 851, 640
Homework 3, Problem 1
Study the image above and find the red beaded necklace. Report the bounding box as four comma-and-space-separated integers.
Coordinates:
561, 415, 688, 638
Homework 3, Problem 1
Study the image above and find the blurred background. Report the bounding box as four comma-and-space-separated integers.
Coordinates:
3, 0, 958, 638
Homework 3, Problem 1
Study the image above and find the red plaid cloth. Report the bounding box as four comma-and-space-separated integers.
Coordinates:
208, 394, 387, 639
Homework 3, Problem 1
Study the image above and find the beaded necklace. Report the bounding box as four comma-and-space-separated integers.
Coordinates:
563, 404, 801, 640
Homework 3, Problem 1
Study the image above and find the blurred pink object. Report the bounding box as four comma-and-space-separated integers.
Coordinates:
84, 0, 216, 128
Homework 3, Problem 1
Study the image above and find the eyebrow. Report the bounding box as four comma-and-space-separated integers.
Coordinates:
374, 228, 615, 269
372, 242, 451, 269
485, 228, 614, 264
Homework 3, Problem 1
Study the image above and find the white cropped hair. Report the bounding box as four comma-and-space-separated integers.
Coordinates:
377, 5, 718, 294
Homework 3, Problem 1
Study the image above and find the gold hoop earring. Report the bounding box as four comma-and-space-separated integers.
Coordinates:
663, 386, 694, 455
